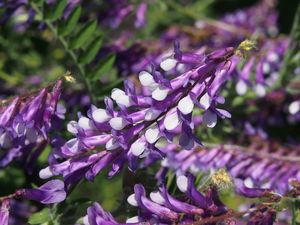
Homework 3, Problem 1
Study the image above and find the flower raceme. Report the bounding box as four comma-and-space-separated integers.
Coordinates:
40, 44, 237, 187
158, 139, 300, 195
0, 1, 148, 31
81, 174, 227, 225
79, 173, 273, 224
0, 79, 64, 170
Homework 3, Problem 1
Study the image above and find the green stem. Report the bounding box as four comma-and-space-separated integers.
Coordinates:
275, 2, 300, 89
30, 2, 95, 103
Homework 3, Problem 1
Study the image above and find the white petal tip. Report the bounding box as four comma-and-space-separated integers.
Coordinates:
139, 71, 155, 87
109, 117, 127, 130
178, 95, 194, 115
39, 167, 54, 179
152, 86, 169, 101
130, 140, 146, 156
289, 101, 300, 115
150, 191, 165, 205
127, 194, 138, 207
160, 58, 177, 71
236, 80, 247, 96
176, 175, 188, 192
164, 112, 180, 131
145, 126, 160, 144
126, 216, 139, 223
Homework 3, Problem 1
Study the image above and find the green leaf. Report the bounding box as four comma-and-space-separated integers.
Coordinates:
52, 0, 68, 20
32, 0, 43, 7
58, 6, 81, 36
43, 1, 52, 20
28, 208, 50, 224
78, 37, 102, 65
69, 21, 97, 49
91, 54, 116, 81
295, 209, 300, 224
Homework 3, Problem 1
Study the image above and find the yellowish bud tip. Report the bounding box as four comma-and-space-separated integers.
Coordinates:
235, 39, 257, 57
64, 71, 76, 83
211, 169, 232, 189
238, 39, 257, 51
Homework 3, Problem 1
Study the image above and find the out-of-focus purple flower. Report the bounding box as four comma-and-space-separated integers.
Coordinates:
220, 0, 278, 37
234, 179, 270, 198
8, 200, 35, 225
21, 179, 66, 204
0, 79, 64, 169
135, 3, 147, 28
0, 199, 10, 225
0, 0, 28, 25
159, 139, 300, 195
162, 0, 288, 98
63, 0, 81, 19
193, 0, 279, 49
246, 206, 276, 225
95, 0, 133, 29
40, 43, 237, 188
233, 38, 288, 97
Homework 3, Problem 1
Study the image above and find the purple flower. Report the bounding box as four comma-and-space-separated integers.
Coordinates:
135, 3, 147, 28
81, 174, 227, 224
21, 179, 66, 204
96, 0, 133, 29
159, 139, 300, 194
234, 179, 270, 198
220, 0, 278, 37
131, 184, 179, 221
7, 200, 34, 225
41, 44, 237, 187
0, 180, 65, 224
83, 202, 144, 225
0, 80, 64, 169
0, 199, 10, 225
233, 38, 288, 97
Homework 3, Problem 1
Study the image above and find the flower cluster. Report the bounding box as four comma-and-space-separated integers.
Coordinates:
39, 44, 237, 189
0, 0, 147, 32
79, 171, 282, 225
81, 174, 229, 224
0, 79, 64, 169
158, 137, 300, 195
193, 0, 279, 48
232, 38, 289, 97
164, 0, 289, 98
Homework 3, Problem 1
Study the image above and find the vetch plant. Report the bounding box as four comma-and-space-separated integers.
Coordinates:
0, 0, 299, 225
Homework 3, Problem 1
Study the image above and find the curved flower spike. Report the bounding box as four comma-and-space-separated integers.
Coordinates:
159, 139, 300, 194
43, 44, 238, 187
82, 174, 229, 224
